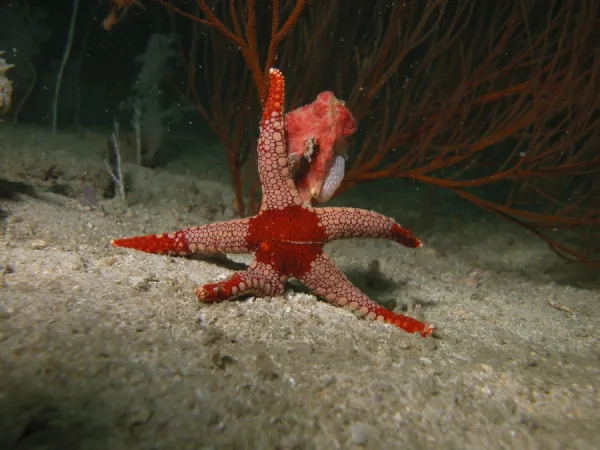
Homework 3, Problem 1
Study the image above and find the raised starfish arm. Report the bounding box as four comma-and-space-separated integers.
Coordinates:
314, 207, 422, 248
111, 218, 252, 255
196, 260, 285, 302
257, 68, 304, 211
298, 251, 434, 336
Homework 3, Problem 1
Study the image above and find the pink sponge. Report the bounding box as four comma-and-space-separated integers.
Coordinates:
286, 91, 357, 203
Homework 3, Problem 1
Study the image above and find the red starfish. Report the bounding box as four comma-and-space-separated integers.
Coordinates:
112, 68, 435, 337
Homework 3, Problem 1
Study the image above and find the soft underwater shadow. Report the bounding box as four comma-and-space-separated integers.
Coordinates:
0, 378, 113, 449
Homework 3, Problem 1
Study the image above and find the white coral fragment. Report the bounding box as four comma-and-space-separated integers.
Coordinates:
0, 51, 15, 115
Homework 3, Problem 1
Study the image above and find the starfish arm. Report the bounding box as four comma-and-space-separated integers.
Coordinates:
196, 260, 285, 302
111, 218, 252, 255
258, 68, 304, 211
298, 252, 434, 336
313, 207, 422, 248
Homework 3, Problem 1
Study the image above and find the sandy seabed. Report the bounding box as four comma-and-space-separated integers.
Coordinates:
0, 125, 599, 449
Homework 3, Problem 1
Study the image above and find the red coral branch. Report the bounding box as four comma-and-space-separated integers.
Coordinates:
104, 0, 600, 267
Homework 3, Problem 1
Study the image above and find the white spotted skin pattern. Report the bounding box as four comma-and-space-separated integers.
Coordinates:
300, 253, 386, 320
314, 207, 422, 248
257, 69, 304, 211
301, 252, 432, 334
196, 260, 285, 301
182, 219, 251, 254
111, 219, 252, 256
